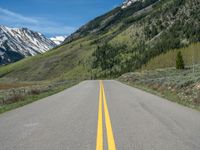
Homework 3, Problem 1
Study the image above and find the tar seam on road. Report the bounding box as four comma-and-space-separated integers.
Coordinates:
96, 81, 116, 150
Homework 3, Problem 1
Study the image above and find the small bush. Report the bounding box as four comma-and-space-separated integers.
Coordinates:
3, 94, 25, 105
194, 93, 200, 105
176, 51, 185, 69
30, 89, 41, 95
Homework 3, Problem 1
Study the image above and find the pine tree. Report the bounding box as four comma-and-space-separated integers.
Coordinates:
176, 51, 185, 69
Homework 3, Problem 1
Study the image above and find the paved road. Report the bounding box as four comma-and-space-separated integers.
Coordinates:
0, 80, 200, 150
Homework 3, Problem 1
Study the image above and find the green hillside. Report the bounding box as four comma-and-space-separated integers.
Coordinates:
142, 43, 200, 70
91, 0, 200, 77
0, 0, 199, 81
0, 38, 94, 81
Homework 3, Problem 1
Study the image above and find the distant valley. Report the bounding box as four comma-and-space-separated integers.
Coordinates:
0, 0, 200, 148
0, 0, 199, 80
0, 0, 199, 112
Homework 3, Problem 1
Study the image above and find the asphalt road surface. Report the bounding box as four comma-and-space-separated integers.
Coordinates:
0, 80, 200, 150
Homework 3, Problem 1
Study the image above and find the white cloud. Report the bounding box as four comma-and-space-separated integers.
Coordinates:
0, 7, 76, 36
27, 25, 76, 36
0, 7, 39, 24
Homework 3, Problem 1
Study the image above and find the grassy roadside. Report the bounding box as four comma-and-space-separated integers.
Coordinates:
118, 66, 200, 111
119, 80, 200, 111
0, 80, 79, 114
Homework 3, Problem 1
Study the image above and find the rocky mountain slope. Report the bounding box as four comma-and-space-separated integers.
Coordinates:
0, 25, 56, 65
0, 0, 199, 81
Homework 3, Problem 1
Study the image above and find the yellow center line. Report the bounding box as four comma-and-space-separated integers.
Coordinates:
101, 81, 116, 150
96, 80, 116, 150
96, 81, 103, 150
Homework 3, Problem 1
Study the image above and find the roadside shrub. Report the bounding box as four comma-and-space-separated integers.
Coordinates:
3, 94, 25, 105
194, 91, 200, 105
0, 98, 3, 105
176, 51, 185, 69
30, 89, 41, 95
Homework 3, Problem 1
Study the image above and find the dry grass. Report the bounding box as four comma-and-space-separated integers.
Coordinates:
0, 83, 34, 90
0, 80, 78, 114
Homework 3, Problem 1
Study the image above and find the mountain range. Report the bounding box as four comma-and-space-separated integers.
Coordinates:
0, 0, 199, 81
0, 25, 57, 65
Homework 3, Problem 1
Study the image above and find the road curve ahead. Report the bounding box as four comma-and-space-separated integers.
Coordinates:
0, 80, 200, 150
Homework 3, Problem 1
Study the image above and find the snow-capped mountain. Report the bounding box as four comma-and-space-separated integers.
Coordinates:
122, 0, 144, 9
50, 36, 67, 45
0, 25, 56, 65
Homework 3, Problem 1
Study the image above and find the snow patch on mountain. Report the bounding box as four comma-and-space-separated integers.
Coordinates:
122, 0, 145, 9
50, 36, 67, 45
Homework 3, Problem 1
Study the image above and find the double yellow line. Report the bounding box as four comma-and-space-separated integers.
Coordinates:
96, 81, 116, 150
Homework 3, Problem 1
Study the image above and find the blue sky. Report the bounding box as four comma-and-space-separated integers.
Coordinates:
0, 0, 123, 37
